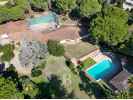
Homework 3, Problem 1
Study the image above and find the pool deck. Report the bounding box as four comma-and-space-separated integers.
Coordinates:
79, 49, 109, 63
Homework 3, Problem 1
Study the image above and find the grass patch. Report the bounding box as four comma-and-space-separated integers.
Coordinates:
31, 75, 47, 84
64, 41, 98, 59
44, 55, 94, 98
0, 44, 14, 62
81, 57, 96, 70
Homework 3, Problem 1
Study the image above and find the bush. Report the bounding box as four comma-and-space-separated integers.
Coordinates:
30, 0, 48, 11
36, 60, 46, 69
47, 40, 65, 56
6, 64, 16, 72
31, 67, 42, 77
0, 44, 14, 62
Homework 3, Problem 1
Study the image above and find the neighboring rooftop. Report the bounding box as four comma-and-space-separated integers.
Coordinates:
109, 69, 131, 91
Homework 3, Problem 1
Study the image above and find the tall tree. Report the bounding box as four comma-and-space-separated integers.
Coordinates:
0, 76, 23, 99
90, 6, 129, 46
79, 0, 102, 17
119, 35, 133, 56
0, 0, 30, 24
29, 0, 48, 11
54, 0, 77, 14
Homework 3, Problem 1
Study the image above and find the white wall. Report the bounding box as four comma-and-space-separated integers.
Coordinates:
123, 0, 133, 11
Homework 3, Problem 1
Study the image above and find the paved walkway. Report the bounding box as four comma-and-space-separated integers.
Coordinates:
79, 49, 109, 63
0, 21, 83, 43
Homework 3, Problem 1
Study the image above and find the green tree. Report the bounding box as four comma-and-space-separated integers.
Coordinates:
54, 0, 77, 14
47, 40, 65, 56
128, 75, 133, 98
4, 64, 19, 83
31, 67, 42, 77
90, 6, 129, 46
115, 90, 129, 99
0, 76, 23, 99
79, 0, 102, 17
0, 0, 29, 24
30, 0, 48, 11
0, 44, 14, 62
19, 75, 39, 98
119, 36, 133, 56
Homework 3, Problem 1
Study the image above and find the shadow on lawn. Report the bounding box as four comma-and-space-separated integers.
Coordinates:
36, 74, 75, 99
124, 56, 133, 74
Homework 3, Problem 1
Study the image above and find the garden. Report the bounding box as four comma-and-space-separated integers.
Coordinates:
64, 41, 98, 59
80, 57, 96, 70
0, 0, 132, 99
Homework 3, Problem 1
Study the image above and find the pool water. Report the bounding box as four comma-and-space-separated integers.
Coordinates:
29, 12, 57, 25
85, 59, 116, 80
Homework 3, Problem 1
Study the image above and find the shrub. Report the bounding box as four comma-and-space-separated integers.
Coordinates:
47, 40, 65, 56
6, 64, 16, 72
31, 67, 42, 77
0, 44, 14, 62
36, 60, 46, 69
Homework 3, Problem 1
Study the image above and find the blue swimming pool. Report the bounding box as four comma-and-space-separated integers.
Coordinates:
85, 59, 116, 80
28, 12, 57, 25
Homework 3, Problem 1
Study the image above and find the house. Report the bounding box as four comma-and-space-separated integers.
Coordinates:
123, 0, 133, 11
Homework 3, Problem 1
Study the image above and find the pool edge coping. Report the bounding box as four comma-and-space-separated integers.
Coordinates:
83, 58, 112, 81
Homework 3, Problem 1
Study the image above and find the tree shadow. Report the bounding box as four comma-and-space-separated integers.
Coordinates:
78, 71, 114, 99
2, 64, 19, 83
0, 63, 5, 74
124, 56, 133, 74
68, 7, 81, 21
36, 74, 75, 99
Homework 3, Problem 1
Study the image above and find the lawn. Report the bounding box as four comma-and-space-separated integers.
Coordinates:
31, 75, 47, 84
43, 55, 94, 98
64, 41, 98, 59
81, 57, 96, 70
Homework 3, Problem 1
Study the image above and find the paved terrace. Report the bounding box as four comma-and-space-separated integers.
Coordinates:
0, 21, 85, 43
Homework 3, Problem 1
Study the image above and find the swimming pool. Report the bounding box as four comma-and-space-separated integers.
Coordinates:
85, 59, 116, 80
28, 12, 57, 26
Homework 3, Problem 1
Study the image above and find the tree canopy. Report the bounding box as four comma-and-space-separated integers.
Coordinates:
30, 0, 48, 11
0, 0, 29, 23
90, 6, 129, 46
79, 0, 102, 17
0, 76, 23, 99
47, 40, 65, 56
54, 0, 77, 14
118, 35, 133, 56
